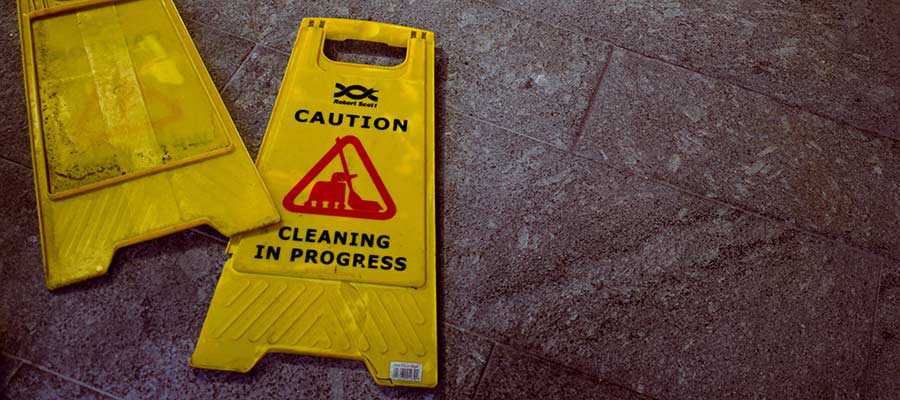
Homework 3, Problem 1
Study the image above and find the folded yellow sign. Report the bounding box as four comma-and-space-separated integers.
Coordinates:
191, 18, 438, 387
16, 0, 279, 289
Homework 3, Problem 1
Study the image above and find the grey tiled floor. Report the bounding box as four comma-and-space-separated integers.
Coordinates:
1, 1, 899, 399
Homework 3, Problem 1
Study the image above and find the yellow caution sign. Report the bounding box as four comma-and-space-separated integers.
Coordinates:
191, 18, 437, 387
16, 0, 280, 289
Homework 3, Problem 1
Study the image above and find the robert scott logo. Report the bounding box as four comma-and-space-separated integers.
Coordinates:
334, 83, 379, 108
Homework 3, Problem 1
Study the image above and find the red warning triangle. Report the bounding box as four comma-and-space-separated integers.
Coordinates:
282, 135, 396, 220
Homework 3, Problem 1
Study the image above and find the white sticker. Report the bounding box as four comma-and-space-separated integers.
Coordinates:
389, 361, 422, 382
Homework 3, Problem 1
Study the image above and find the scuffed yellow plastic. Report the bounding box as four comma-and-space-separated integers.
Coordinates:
16, 0, 279, 289
191, 18, 438, 388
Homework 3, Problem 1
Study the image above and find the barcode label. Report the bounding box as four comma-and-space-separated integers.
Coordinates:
389, 361, 422, 382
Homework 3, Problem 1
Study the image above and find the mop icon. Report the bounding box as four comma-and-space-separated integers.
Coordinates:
283, 136, 396, 220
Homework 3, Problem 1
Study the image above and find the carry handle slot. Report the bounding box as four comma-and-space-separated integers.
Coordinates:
314, 18, 416, 48
298, 18, 431, 78
323, 38, 406, 67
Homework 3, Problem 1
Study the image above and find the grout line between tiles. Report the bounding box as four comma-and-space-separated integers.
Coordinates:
445, 104, 569, 152
182, 16, 258, 46
444, 322, 658, 400
259, 42, 292, 56
479, 0, 900, 144
857, 263, 888, 399
224, 45, 259, 88
2, 358, 23, 388
468, 340, 496, 399
643, 175, 896, 261
570, 45, 615, 152
444, 322, 583, 375
611, 45, 899, 143
445, 106, 899, 264
221, 41, 262, 90
0, 155, 31, 171
219, 41, 294, 91
0, 352, 124, 400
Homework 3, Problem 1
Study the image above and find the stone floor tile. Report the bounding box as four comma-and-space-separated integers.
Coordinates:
440, 111, 885, 400
491, 0, 900, 137
2, 364, 113, 400
577, 48, 900, 260
257, 1, 351, 53
220, 46, 289, 159
437, 325, 493, 399
0, 2, 29, 167
863, 268, 900, 400
289, 0, 609, 148
172, 0, 285, 42
2, 0, 14, 31
473, 345, 649, 400
0, 160, 37, 280
181, 18, 256, 90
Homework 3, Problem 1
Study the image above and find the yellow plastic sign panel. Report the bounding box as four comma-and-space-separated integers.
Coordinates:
16, 0, 279, 289
191, 18, 437, 387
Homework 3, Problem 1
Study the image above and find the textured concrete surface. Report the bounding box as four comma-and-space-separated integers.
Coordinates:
2, 0, 899, 399
492, 0, 900, 138
3, 364, 114, 400
441, 112, 886, 399
0, 1, 27, 167
578, 48, 900, 259
474, 345, 652, 399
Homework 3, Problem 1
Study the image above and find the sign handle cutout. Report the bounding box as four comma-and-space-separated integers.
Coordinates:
282, 136, 396, 220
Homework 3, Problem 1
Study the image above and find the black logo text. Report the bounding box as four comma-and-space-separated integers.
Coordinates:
334, 83, 378, 102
